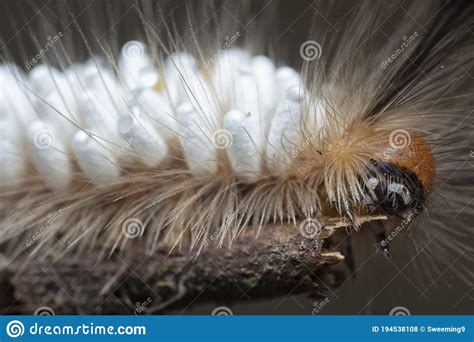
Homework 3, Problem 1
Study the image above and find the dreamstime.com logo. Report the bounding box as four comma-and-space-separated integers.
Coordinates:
203, 31, 241, 69
212, 129, 233, 149
6, 320, 24, 338
122, 40, 145, 60
5, 320, 147, 338
389, 306, 411, 316
300, 40, 322, 61
25, 31, 64, 69
122, 217, 145, 239
388, 129, 411, 150
211, 306, 233, 316
299, 218, 322, 239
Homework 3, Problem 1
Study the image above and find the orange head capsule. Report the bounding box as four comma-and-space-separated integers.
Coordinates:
366, 130, 435, 215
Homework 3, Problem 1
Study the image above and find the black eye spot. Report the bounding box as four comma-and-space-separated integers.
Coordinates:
384, 186, 406, 214
367, 160, 425, 216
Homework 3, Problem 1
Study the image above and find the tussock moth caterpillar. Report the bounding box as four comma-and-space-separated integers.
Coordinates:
0, 0, 472, 313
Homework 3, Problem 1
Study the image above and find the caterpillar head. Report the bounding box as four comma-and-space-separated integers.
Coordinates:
321, 125, 435, 218
365, 130, 435, 216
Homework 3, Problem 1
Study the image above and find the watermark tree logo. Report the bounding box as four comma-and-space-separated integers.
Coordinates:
211, 306, 233, 316
212, 129, 233, 149
33, 128, 56, 149
122, 41, 145, 60
299, 218, 322, 239
122, 218, 145, 239
389, 306, 411, 316
34, 306, 55, 316
6, 320, 25, 338
300, 40, 322, 61
389, 129, 411, 150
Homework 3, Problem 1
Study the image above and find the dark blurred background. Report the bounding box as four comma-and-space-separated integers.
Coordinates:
0, 0, 472, 315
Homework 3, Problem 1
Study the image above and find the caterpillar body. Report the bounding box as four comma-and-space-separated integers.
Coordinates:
0, 0, 472, 299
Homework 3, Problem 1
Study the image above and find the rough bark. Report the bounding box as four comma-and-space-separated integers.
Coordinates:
1, 216, 385, 314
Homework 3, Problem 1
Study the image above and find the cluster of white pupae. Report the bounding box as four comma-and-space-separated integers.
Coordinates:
0, 41, 325, 191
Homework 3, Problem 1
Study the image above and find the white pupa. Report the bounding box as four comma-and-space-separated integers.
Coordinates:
164, 52, 199, 107
27, 120, 73, 192
75, 62, 128, 120
210, 48, 252, 109
177, 102, 218, 180
72, 130, 121, 184
0, 64, 37, 130
224, 109, 262, 182
71, 67, 124, 183
275, 66, 302, 98
119, 41, 159, 90
29, 65, 64, 97
128, 87, 177, 140
116, 112, 168, 167
266, 85, 308, 173
0, 139, 25, 185
34, 89, 79, 146
250, 55, 278, 122
231, 67, 268, 161
0, 119, 25, 185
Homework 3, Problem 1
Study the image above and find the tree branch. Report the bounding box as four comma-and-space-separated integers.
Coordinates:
2, 215, 385, 314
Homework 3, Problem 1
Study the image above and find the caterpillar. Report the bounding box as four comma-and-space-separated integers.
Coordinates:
0, 0, 472, 310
